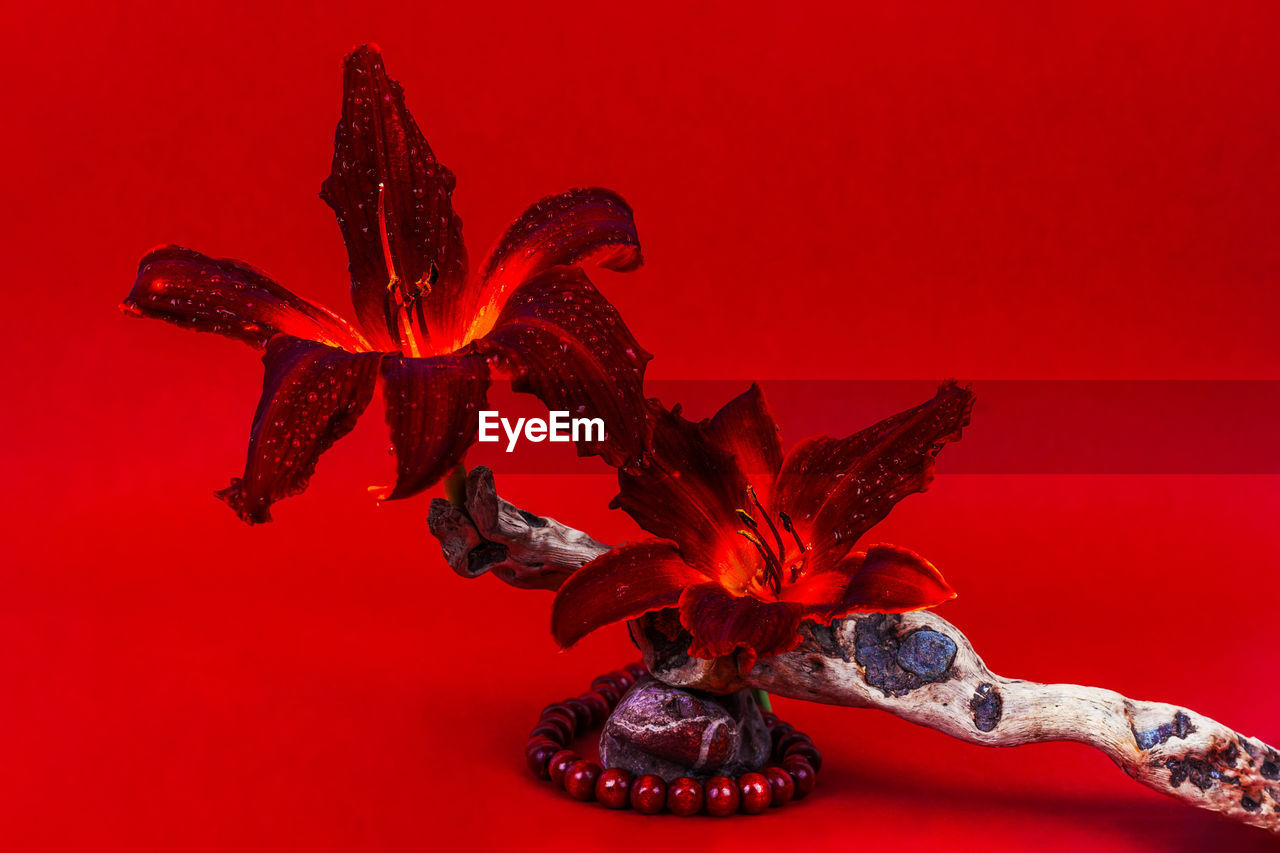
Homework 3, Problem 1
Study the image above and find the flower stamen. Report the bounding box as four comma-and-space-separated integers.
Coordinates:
377, 182, 429, 356
746, 484, 786, 563
734, 489, 814, 595
736, 528, 783, 595
778, 511, 806, 554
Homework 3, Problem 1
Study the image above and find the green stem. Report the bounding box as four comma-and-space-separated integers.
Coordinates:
752, 688, 772, 713
443, 463, 468, 506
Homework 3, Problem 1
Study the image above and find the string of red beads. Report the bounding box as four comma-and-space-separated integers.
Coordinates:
525, 662, 822, 816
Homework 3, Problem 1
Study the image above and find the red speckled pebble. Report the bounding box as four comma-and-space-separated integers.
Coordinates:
703, 775, 741, 816
630, 774, 667, 814
548, 749, 580, 787
666, 776, 703, 816
564, 761, 602, 801
737, 772, 772, 814
762, 765, 795, 807
783, 756, 816, 799
595, 768, 633, 809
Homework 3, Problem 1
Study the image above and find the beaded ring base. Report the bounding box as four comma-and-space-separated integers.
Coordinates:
525, 663, 822, 815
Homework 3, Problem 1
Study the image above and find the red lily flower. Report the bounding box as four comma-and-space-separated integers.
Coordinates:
122, 46, 651, 523
551, 382, 975, 671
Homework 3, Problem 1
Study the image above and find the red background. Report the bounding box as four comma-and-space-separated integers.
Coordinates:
4, 1, 1279, 850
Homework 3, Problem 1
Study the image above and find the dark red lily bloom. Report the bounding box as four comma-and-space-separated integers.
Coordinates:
122, 46, 650, 523
552, 382, 975, 671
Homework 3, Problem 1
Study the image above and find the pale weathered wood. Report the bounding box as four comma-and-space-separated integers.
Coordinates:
427, 466, 609, 590
427, 467, 1280, 834
629, 609, 1280, 833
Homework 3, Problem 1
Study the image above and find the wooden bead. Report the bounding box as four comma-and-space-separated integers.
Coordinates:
540, 701, 571, 717
623, 662, 648, 681
703, 775, 741, 817
548, 749, 580, 787
737, 772, 772, 814
762, 765, 795, 807
630, 774, 667, 814
525, 741, 560, 779
564, 760, 602, 801
524, 735, 559, 754
563, 698, 592, 730
775, 730, 812, 754
578, 692, 610, 726
594, 683, 621, 707
783, 741, 823, 772
783, 756, 816, 799
538, 711, 575, 741
595, 768, 633, 809
590, 674, 621, 694
611, 670, 635, 691
528, 724, 565, 745
666, 776, 703, 816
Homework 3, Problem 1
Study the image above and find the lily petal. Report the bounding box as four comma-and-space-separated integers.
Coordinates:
216, 335, 382, 523
785, 544, 956, 621
610, 399, 758, 578
468, 188, 642, 341
842, 544, 957, 612
678, 584, 805, 673
775, 382, 975, 570
551, 540, 707, 649
122, 246, 369, 351
609, 385, 784, 588
378, 352, 490, 500
704, 383, 783, 506
473, 265, 652, 468
320, 45, 469, 350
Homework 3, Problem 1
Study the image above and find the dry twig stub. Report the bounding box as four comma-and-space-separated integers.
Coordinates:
427, 466, 608, 590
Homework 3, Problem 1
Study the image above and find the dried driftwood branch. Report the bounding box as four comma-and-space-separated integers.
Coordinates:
427, 466, 609, 590
630, 610, 1280, 833
428, 466, 1279, 834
